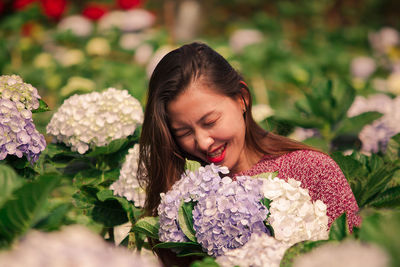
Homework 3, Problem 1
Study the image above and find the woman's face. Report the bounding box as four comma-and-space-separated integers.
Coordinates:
167, 80, 252, 174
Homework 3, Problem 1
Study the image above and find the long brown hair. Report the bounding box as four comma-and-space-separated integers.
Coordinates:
137, 42, 314, 217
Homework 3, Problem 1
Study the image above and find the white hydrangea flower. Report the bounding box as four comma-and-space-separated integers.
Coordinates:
46, 88, 143, 154
369, 27, 400, 54
121, 9, 155, 32
288, 127, 319, 142
98, 10, 125, 32
229, 29, 263, 53
261, 174, 329, 245
293, 240, 389, 267
0, 225, 160, 267
58, 15, 93, 37
252, 104, 274, 122
119, 33, 146, 50
216, 233, 290, 267
134, 43, 154, 65
350, 56, 376, 80
98, 9, 154, 33
0, 74, 41, 111
110, 144, 145, 207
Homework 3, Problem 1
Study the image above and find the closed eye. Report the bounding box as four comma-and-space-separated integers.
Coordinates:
203, 119, 217, 128
175, 129, 192, 138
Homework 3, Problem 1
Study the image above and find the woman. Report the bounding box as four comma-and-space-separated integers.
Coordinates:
137, 42, 360, 265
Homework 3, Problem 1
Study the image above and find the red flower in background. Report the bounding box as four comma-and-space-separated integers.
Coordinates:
82, 3, 108, 20
0, 1, 4, 14
117, 0, 141, 10
40, 0, 67, 20
13, 0, 37, 10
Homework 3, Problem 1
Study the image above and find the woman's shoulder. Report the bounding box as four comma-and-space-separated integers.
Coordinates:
279, 149, 337, 166
258, 149, 338, 169
281, 149, 332, 160
276, 149, 343, 177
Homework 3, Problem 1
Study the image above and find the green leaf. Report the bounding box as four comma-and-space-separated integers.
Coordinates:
294, 98, 312, 116
96, 188, 115, 201
331, 151, 400, 208
91, 199, 128, 227
385, 133, 400, 162
358, 210, 400, 267
280, 240, 331, 267
260, 198, 272, 209
330, 151, 366, 179
0, 164, 24, 207
72, 186, 97, 209
306, 80, 335, 122
32, 99, 50, 113
336, 111, 382, 136
302, 137, 329, 152
329, 213, 349, 241
86, 135, 137, 157
330, 80, 355, 122
43, 143, 78, 158
73, 169, 104, 187
177, 250, 208, 257
178, 201, 197, 242
367, 186, 400, 208
33, 203, 72, 231
366, 154, 384, 173
74, 168, 119, 187
153, 241, 201, 250
0, 173, 60, 247
275, 112, 325, 128
96, 189, 142, 223
132, 216, 159, 239
359, 162, 400, 207
185, 160, 201, 172
190, 257, 220, 267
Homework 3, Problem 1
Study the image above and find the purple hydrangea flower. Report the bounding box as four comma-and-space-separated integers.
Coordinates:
158, 164, 229, 243
192, 175, 269, 256
347, 94, 400, 153
0, 99, 46, 163
158, 164, 269, 257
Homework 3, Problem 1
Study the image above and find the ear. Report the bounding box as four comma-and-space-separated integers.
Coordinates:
239, 87, 250, 112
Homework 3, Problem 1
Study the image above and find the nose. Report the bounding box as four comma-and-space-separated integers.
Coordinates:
194, 129, 213, 152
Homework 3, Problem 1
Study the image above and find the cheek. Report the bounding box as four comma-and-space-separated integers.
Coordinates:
216, 118, 246, 141
177, 138, 195, 154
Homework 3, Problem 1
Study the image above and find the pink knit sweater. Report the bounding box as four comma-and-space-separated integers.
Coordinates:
233, 150, 361, 230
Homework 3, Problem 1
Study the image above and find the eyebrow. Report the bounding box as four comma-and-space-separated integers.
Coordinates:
171, 110, 216, 132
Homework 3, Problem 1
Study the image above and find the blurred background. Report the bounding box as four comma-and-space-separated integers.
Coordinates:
1, 2, 400, 266
1, 0, 400, 153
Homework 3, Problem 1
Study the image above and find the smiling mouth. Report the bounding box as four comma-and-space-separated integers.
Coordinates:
207, 143, 227, 163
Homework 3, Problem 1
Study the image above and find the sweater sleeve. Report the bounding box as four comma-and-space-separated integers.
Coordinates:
276, 150, 362, 230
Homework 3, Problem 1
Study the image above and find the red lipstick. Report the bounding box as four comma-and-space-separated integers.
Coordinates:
207, 144, 227, 163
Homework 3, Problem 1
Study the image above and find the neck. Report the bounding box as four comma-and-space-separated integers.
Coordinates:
231, 146, 263, 175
